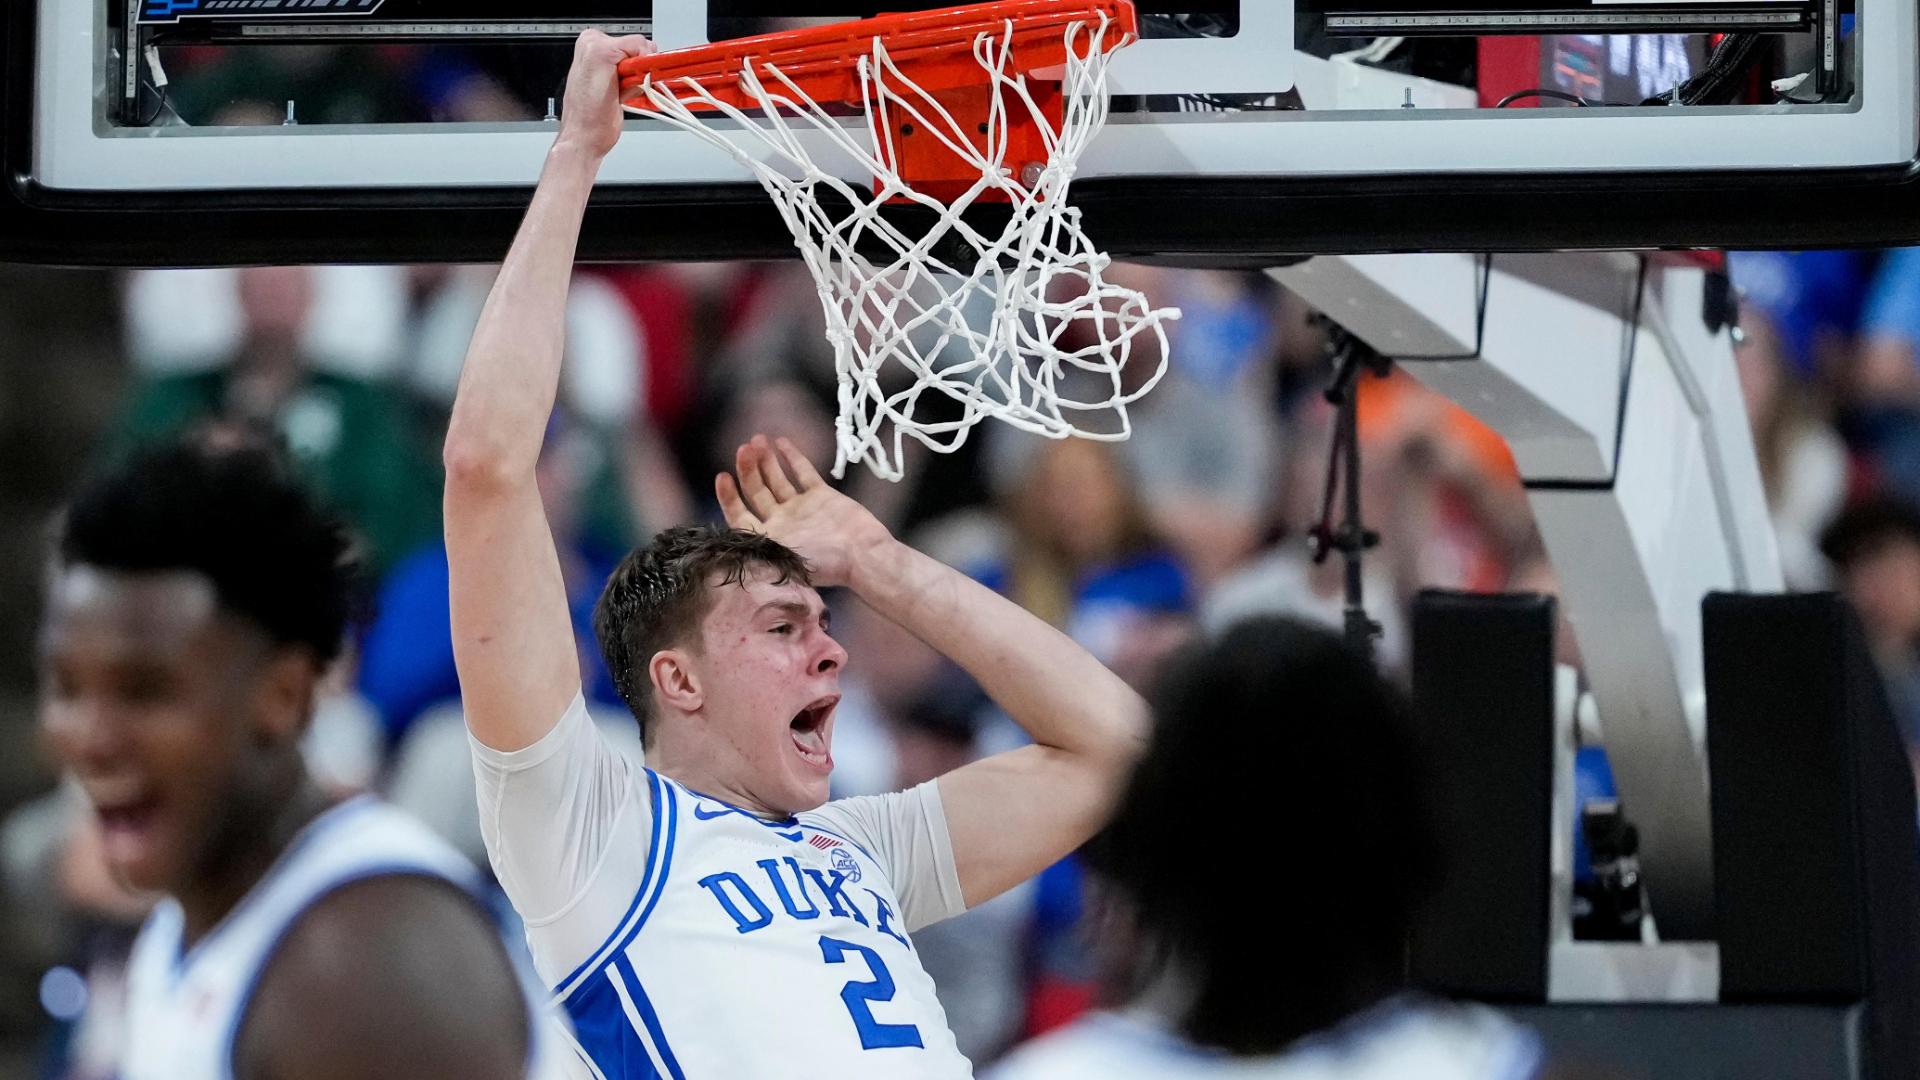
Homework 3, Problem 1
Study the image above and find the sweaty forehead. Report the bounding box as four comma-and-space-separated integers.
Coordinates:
42, 565, 226, 656
702, 569, 821, 624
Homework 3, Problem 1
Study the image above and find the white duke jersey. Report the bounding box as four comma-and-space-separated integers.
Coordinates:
122, 795, 568, 1080
472, 694, 975, 1079
985, 1001, 1544, 1080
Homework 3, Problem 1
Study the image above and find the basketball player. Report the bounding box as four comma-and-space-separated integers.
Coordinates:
446, 30, 1147, 1077
986, 617, 1548, 1079
38, 435, 565, 1080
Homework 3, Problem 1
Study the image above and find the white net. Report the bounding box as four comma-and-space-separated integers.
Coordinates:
626, 12, 1180, 480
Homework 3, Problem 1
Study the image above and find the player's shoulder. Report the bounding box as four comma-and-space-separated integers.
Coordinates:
796, 781, 936, 844
984, 1012, 1190, 1080
255, 874, 501, 1005
233, 797, 516, 1069
794, 788, 881, 830
987, 1001, 1542, 1080
237, 875, 529, 1080
1336, 998, 1542, 1080
301, 795, 475, 874
1271, 997, 1542, 1080
227, 796, 481, 945
793, 797, 882, 862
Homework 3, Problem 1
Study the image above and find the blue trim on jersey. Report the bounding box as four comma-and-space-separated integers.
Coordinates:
555, 769, 668, 996
137, 901, 182, 987
571, 1045, 605, 1079
679, 778, 801, 829
174, 795, 380, 978
614, 953, 687, 1079
565, 974, 664, 1080
559, 772, 680, 1002
217, 864, 484, 1080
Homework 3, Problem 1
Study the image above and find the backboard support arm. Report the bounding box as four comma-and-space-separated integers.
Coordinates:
1271, 250, 1784, 946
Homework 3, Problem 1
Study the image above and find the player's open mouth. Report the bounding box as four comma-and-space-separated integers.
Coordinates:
789, 695, 838, 772
91, 789, 163, 865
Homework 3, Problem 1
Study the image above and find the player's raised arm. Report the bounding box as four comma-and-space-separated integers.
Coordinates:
718, 436, 1149, 908
444, 30, 653, 750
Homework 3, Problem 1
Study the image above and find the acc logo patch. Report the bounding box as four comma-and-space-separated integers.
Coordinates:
831, 846, 861, 883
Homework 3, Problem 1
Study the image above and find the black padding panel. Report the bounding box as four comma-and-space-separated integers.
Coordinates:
1704, 592, 1920, 1080
1408, 589, 1556, 1002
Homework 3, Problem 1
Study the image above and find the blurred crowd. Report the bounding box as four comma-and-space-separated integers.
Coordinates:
0, 255, 1539, 1075
4, 244, 1918, 1074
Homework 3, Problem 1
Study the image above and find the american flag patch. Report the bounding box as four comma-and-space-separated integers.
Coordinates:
807, 834, 841, 851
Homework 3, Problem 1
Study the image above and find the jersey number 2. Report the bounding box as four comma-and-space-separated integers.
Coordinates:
817, 936, 925, 1050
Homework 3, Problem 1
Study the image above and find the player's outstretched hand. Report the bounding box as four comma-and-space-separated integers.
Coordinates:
717, 436, 893, 589
557, 29, 655, 159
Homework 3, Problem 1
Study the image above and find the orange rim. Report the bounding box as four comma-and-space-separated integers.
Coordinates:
618, 0, 1137, 112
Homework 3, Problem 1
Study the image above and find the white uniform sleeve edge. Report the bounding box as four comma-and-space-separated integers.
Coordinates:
916, 778, 969, 927
466, 691, 592, 771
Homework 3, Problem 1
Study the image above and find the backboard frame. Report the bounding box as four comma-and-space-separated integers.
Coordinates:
5, 0, 1919, 266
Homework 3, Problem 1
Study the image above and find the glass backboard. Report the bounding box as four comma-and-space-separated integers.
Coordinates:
2, 0, 1911, 264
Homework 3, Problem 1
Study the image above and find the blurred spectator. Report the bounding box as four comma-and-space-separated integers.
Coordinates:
708, 373, 840, 485
164, 45, 419, 126
824, 597, 959, 800
1727, 250, 1875, 382
1820, 498, 1920, 757
408, 268, 640, 434
1165, 272, 1285, 396
1207, 370, 1530, 678
1205, 533, 1404, 661
359, 409, 625, 745
1135, 272, 1285, 586
1206, 397, 1411, 673
1856, 248, 1920, 404
595, 263, 787, 436
106, 266, 439, 576
1, 789, 150, 1080
1358, 371, 1533, 597
382, 700, 642, 873
685, 360, 926, 535
978, 438, 1195, 685
1085, 266, 1283, 586
407, 264, 665, 548
302, 648, 385, 796
125, 265, 411, 380
406, 49, 545, 124
0, 265, 128, 1079
1735, 323, 1848, 589
1836, 250, 1920, 506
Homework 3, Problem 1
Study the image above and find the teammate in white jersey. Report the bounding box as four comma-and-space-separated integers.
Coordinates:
987, 617, 1552, 1080
39, 435, 564, 1080
445, 30, 1150, 1079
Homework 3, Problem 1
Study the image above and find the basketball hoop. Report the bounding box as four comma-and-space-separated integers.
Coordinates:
620, 0, 1179, 481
